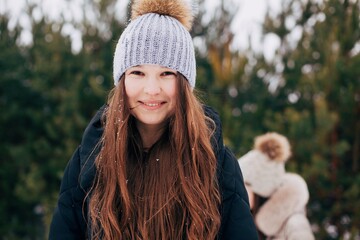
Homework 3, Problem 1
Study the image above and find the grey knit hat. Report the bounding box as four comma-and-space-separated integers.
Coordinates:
113, 0, 196, 87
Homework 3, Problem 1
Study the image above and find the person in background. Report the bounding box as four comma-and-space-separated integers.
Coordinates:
238, 132, 315, 240
49, 0, 258, 239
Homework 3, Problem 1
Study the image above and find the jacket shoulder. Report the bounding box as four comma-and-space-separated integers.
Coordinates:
219, 148, 258, 238
79, 105, 106, 162
220, 146, 248, 203
78, 105, 106, 190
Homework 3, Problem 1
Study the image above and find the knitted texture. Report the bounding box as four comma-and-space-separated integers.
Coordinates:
113, 13, 196, 87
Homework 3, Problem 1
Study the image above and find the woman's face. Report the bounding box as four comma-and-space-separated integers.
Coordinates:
125, 64, 177, 131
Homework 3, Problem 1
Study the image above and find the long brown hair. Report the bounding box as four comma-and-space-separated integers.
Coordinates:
88, 74, 221, 239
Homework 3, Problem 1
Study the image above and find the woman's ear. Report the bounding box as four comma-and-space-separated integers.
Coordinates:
255, 173, 310, 236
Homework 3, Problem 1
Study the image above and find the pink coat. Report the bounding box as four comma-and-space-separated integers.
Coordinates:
255, 173, 314, 240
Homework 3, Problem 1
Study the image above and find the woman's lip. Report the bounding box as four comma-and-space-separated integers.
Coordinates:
139, 101, 166, 108
142, 102, 162, 107
140, 101, 165, 104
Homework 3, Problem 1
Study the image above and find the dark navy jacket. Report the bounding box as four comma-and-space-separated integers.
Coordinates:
49, 105, 258, 239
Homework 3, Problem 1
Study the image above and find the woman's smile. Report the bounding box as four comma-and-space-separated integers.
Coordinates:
140, 101, 165, 109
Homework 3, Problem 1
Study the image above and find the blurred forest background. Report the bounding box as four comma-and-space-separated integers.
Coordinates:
1, 0, 359, 239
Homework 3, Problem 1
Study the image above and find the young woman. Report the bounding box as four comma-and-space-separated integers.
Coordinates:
49, 0, 257, 239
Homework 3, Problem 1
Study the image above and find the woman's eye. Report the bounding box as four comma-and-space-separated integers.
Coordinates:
161, 71, 176, 76
130, 71, 143, 76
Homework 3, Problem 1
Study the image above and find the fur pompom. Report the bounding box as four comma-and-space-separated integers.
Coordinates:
254, 132, 291, 162
131, 0, 196, 30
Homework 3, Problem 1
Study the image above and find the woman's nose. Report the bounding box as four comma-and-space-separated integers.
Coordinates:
144, 77, 161, 95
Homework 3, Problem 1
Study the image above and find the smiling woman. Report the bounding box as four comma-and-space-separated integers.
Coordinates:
48, 0, 258, 239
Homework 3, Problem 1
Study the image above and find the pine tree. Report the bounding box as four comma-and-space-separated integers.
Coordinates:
248, 0, 360, 238
0, 1, 124, 237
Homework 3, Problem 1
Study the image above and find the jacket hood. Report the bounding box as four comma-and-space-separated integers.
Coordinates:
78, 104, 224, 191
